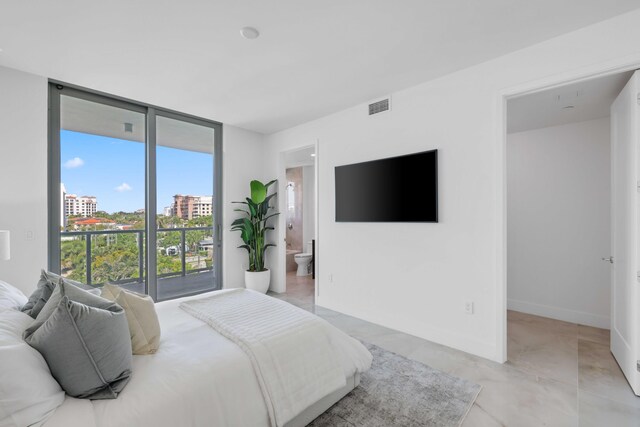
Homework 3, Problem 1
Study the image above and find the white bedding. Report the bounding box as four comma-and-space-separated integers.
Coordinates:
44, 290, 372, 427
181, 289, 347, 426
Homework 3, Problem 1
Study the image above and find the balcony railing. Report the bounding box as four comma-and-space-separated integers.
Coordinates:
60, 227, 214, 288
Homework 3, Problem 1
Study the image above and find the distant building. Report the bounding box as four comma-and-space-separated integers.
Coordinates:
172, 195, 213, 220
163, 205, 174, 217
61, 183, 67, 229
194, 196, 213, 218
199, 238, 214, 257
65, 193, 97, 218
68, 217, 115, 230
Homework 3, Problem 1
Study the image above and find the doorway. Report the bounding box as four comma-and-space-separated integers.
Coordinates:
279, 145, 317, 306
504, 69, 640, 402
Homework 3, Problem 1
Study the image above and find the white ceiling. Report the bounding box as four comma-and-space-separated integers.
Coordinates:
2, 1, 639, 134
507, 71, 634, 133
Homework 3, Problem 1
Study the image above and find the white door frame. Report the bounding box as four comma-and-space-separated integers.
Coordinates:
495, 56, 640, 363
276, 141, 320, 297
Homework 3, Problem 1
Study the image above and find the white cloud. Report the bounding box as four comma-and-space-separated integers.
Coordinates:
115, 182, 132, 192
63, 157, 84, 169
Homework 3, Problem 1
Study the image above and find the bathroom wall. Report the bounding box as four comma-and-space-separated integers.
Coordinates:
285, 167, 304, 272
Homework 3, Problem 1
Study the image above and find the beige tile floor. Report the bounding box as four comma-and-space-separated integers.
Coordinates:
272, 273, 640, 426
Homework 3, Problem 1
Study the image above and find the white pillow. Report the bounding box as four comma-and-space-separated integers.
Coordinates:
0, 280, 28, 312
0, 310, 65, 427
0, 310, 32, 345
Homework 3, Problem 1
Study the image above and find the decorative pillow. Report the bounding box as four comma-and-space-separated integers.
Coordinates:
21, 271, 56, 318
0, 310, 65, 426
24, 278, 112, 337
22, 270, 100, 319
23, 280, 133, 400
99, 283, 121, 301
0, 280, 28, 312
101, 284, 161, 355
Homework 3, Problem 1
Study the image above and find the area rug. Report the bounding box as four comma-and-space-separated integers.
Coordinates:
308, 343, 482, 427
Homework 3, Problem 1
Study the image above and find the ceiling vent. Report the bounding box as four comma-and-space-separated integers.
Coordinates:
368, 98, 390, 116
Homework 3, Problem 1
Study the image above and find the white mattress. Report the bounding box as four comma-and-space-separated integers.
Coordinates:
43, 290, 371, 427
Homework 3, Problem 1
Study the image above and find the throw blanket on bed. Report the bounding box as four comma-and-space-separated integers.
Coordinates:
179, 289, 346, 427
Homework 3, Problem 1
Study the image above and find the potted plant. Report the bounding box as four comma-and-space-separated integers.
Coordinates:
232, 179, 279, 293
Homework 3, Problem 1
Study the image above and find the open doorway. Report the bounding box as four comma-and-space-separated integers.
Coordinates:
280, 146, 316, 305
505, 70, 640, 402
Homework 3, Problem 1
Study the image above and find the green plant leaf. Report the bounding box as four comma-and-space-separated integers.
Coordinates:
250, 180, 267, 204
245, 198, 258, 217
263, 192, 277, 207
231, 218, 247, 226
262, 212, 280, 225
231, 178, 279, 272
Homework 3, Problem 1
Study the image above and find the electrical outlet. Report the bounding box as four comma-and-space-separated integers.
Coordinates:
328, 274, 333, 283
464, 301, 474, 315
25, 230, 34, 241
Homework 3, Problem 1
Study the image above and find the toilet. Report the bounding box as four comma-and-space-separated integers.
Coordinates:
294, 241, 313, 276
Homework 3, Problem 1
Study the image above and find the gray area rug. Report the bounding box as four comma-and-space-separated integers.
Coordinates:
309, 343, 481, 427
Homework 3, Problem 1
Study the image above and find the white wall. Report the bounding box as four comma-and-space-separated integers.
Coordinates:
222, 125, 266, 288
0, 66, 48, 295
263, 9, 640, 361
302, 165, 316, 251
0, 65, 266, 295
507, 118, 611, 328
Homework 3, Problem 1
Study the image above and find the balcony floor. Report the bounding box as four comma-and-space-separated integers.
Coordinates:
120, 270, 216, 301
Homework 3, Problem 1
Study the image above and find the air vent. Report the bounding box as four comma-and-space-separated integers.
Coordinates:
368, 98, 390, 115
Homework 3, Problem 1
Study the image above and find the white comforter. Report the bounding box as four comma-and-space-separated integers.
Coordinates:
181, 289, 348, 427
44, 290, 372, 427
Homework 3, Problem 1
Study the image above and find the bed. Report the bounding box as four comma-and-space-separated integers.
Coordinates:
41, 290, 372, 427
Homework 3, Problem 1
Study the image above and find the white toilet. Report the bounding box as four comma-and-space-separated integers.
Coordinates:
294, 241, 313, 276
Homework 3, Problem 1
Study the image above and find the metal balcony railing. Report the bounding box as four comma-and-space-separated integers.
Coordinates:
60, 227, 213, 286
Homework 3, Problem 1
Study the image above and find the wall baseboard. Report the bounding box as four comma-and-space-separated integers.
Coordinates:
507, 298, 609, 329
316, 298, 500, 362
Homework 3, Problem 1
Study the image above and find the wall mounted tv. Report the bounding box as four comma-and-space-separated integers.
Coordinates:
335, 149, 438, 222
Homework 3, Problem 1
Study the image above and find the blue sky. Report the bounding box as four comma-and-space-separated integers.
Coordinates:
61, 130, 213, 214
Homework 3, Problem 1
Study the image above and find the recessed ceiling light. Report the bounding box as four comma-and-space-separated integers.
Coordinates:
310, 153, 316, 157
240, 27, 260, 40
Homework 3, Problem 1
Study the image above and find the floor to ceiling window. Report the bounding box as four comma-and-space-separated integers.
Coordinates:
155, 115, 217, 300
49, 84, 222, 301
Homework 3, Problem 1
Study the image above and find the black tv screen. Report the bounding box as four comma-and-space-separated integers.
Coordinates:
335, 149, 438, 222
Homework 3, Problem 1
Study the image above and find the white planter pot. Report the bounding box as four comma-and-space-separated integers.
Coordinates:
245, 269, 271, 293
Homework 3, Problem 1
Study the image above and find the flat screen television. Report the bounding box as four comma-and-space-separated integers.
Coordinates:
335, 149, 438, 222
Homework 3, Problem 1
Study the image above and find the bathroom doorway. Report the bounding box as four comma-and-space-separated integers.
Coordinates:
281, 146, 316, 305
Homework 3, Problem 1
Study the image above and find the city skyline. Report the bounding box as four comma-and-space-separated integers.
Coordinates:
61, 130, 214, 214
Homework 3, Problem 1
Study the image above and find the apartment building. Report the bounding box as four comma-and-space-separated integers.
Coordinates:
173, 195, 213, 220
64, 194, 97, 218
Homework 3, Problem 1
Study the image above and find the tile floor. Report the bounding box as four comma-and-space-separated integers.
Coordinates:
271, 273, 640, 426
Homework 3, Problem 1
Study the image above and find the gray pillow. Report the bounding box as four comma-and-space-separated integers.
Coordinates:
23, 294, 132, 399
22, 270, 101, 319
24, 279, 116, 341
